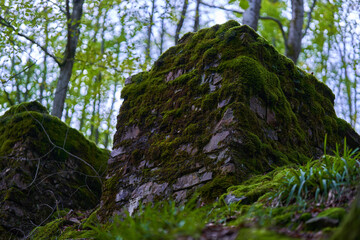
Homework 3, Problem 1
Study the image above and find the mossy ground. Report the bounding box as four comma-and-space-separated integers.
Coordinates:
35, 150, 360, 239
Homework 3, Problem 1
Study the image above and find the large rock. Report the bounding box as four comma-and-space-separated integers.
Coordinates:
100, 21, 360, 217
0, 101, 108, 239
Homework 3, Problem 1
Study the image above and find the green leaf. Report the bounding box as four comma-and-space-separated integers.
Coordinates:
240, 0, 249, 10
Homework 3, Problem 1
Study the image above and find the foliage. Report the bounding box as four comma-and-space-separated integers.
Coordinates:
274, 137, 360, 206
0, 0, 145, 148
92, 199, 208, 240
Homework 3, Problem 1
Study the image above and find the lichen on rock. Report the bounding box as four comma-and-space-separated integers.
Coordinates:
0, 101, 108, 239
100, 20, 360, 218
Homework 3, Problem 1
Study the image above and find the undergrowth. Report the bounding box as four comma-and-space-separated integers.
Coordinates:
33, 137, 360, 239
273, 136, 360, 207
92, 198, 208, 240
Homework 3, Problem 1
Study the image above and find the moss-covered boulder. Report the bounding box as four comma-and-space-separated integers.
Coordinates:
0, 101, 108, 239
100, 21, 360, 218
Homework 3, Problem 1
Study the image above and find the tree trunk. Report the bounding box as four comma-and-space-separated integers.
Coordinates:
194, 0, 200, 32
145, 0, 156, 64
40, 5, 49, 105
52, 61, 75, 118
11, 54, 21, 103
104, 80, 118, 149
286, 0, 304, 64
159, 1, 169, 55
175, 0, 189, 45
79, 83, 91, 131
242, 0, 262, 31
51, 0, 84, 119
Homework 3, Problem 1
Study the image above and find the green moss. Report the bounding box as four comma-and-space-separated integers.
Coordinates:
82, 209, 100, 230
336, 118, 352, 134
30, 218, 64, 240
2, 101, 48, 117
332, 193, 360, 240
221, 56, 266, 96
198, 176, 237, 202
273, 212, 294, 226
299, 212, 312, 222
318, 207, 346, 221
236, 228, 296, 240
216, 20, 240, 36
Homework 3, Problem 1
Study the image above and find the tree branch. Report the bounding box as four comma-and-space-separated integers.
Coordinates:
303, 0, 317, 37
200, 1, 244, 15
259, 16, 288, 47
200, 1, 288, 48
2, 88, 15, 106
8, 62, 37, 80
48, 0, 66, 14
0, 16, 61, 65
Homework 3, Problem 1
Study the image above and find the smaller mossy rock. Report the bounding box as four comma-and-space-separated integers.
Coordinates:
299, 212, 312, 222
331, 191, 360, 240
305, 217, 339, 231
100, 20, 360, 218
0, 101, 109, 239
317, 207, 346, 222
219, 167, 289, 205
2, 101, 48, 117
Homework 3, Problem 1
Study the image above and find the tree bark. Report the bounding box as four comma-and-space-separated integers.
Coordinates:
40, 5, 49, 105
175, 0, 189, 45
145, 0, 156, 64
194, 0, 201, 32
159, 1, 169, 55
286, 0, 304, 64
51, 0, 84, 118
104, 80, 118, 149
242, 0, 262, 31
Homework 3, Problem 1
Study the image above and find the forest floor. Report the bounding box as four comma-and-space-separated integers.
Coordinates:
30, 142, 359, 240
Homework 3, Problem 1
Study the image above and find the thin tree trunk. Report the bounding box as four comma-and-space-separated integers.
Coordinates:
64, 102, 71, 125
52, 0, 84, 119
175, 0, 189, 45
95, 86, 101, 144
242, 0, 262, 31
24, 59, 32, 102
159, 1, 169, 55
194, 0, 200, 32
79, 83, 91, 131
94, 10, 108, 144
146, 0, 156, 63
104, 80, 118, 148
286, 0, 304, 64
90, 92, 98, 140
40, 7, 49, 105
11, 54, 21, 103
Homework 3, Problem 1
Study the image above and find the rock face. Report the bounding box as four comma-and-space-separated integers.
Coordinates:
100, 21, 360, 217
0, 102, 108, 239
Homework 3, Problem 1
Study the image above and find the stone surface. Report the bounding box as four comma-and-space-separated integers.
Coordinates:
0, 101, 108, 239
99, 20, 360, 218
